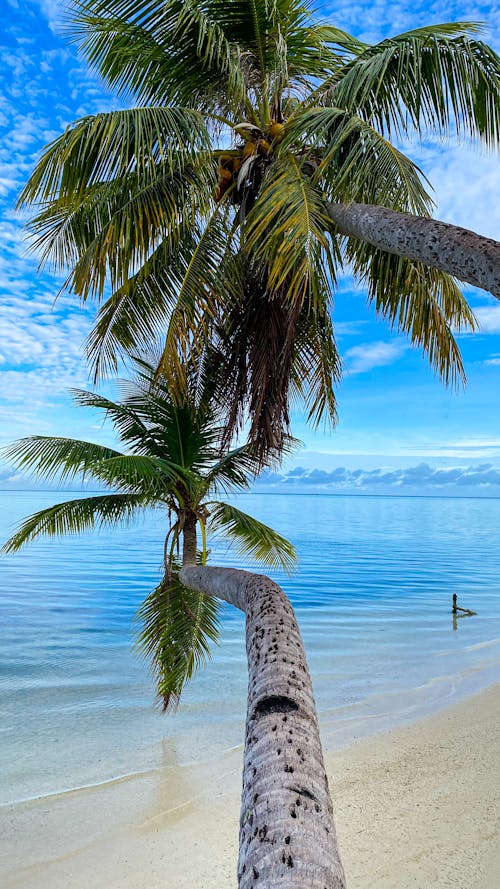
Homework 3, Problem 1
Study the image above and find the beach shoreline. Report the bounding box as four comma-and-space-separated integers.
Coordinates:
2, 683, 499, 889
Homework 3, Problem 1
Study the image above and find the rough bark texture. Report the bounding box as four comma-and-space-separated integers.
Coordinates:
181, 565, 347, 889
327, 201, 500, 298
182, 511, 198, 566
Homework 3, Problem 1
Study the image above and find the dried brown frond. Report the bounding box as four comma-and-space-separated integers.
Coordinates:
216, 266, 303, 463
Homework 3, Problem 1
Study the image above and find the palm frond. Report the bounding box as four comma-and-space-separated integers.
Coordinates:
348, 241, 478, 385
206, 434, 299, 492
317, 25, 366, 57
214, 264, 302, 460
245, 154, 336, 308
330, 25, 500, 145
70, 0, 247, 114
19, 106, 211, 208
208, 501, 297, 573
84, 229, 202, 379
291, 299, 341, 427
2, 494, 148, 552
157, 204, 236, 379
33, 164, 212, 305
71, 388, 163, 453
284, 107, 432, 214
135, 571, 221, 710
87, 454, 187, 495
204, 443, 258, 492
2, 436, 123, 483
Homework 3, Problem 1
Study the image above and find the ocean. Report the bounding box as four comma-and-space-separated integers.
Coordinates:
1, 489, 500, 807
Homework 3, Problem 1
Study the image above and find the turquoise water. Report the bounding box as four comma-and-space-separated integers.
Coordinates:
1, 490, 500, 806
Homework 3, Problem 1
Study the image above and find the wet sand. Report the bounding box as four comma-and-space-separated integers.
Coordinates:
2, 684, 499, 889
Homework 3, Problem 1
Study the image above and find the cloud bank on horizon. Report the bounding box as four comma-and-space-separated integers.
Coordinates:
0, 0, 500, 488
254, 461, 500, 496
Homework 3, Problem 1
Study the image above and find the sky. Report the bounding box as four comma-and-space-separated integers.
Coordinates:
1, 0, 500, 495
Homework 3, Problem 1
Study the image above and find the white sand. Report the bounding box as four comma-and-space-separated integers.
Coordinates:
2, 685, 499, 889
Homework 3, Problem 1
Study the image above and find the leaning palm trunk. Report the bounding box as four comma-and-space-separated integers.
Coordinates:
327, 202, 500, 298
181, 565, 347, 889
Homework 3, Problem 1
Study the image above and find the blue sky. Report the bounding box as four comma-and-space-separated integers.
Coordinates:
1, 0, 500, 494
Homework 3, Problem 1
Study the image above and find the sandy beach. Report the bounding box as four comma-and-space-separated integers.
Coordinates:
2, 684, 499, 889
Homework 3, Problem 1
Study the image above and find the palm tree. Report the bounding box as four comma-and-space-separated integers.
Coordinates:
15, 2, 500, 885
2, 358, 296, 710
19, 0, 500, 459
3, 362, 348, 889
5, 358, 345, 887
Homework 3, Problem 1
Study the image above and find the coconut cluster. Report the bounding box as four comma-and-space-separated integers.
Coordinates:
215, 121, 285, 202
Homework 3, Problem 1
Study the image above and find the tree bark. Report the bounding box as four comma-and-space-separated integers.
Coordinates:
326, 201, 500, 298
182, 510, 198, 566
180, 565, 347, 889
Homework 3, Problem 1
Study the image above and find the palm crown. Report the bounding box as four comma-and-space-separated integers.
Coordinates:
2, 358, 296, 707
20, 0, 500, 457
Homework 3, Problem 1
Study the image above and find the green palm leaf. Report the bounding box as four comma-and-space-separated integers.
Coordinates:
348, 242, 478, 385
285, 107, 432, 214
19, 106, 211, 207
208, 501, 297, 573
71, 388, 162, 453
2, 436, 123, 483
330, 25, 500, 144
88, 454, 188, 494
135, 571, 222, 709
157, 204, 237, 377
84, 230, 202, 379
244, 155, 335, 308
2, 494, 148, 552
205, 434, 299, 493
71, 0, 247, 114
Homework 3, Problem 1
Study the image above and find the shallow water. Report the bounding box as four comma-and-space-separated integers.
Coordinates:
1, 490, 499, 805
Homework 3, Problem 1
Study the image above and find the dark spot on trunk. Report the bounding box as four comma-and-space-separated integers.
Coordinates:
253, 866, 259, 879
291, 787, 318, 802
287, 855, 293, 868
251, 695, 299, 721
285, 835, 291, 844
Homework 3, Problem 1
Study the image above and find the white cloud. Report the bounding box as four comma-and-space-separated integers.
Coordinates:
323, 0, 500, 51
334, 319, 369, 337
432, 436, 500, 451
32, 0, 65, 32
343, 340, 408, 374
472, 305, 500, 334
411, 141, 500, 240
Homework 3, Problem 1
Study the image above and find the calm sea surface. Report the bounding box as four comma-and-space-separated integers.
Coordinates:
1, 490, 500, 806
